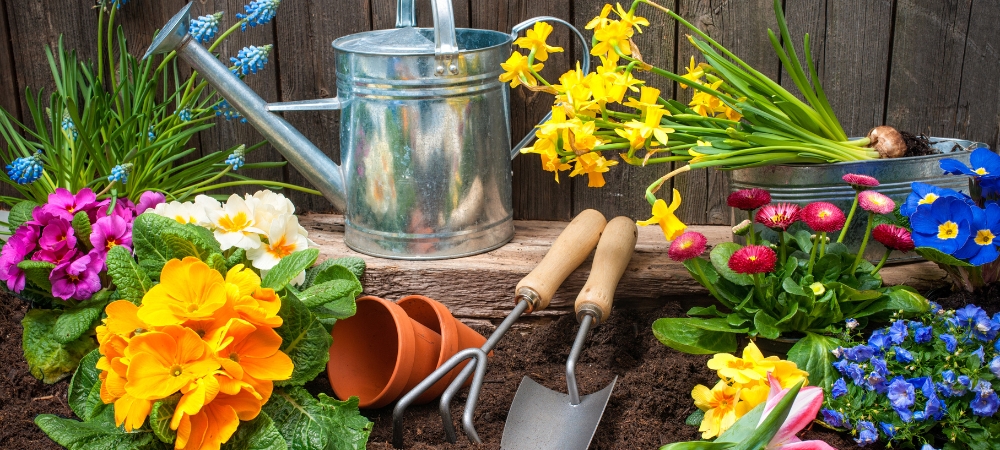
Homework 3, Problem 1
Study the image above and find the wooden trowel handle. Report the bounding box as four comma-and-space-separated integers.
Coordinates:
574, 216, 637, 325
515, 209, 607, 313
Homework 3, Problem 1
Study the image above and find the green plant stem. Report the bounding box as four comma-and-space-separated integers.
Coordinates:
871, 249, 891, 274
819, 232, 827, 257
692, 258, 722, 300
747, 210, 755, 245
838, 192, 860, 243
807, 232, 820, 274
778, 230, 786, 263
850, 213, 875, 274
188, 180, 321, 195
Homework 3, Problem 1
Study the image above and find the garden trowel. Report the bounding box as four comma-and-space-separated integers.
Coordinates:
500, 216, 637, 450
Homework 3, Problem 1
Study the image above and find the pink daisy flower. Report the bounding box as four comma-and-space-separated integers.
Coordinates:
872, 224, 915, 252
727, 188, 772, 211
859, 191, 895, 214
801, 202, 846, 233
668, 231, 707, 262
728, 245, 777, 274
842, 173, 880, 190
755, 203, 801, 231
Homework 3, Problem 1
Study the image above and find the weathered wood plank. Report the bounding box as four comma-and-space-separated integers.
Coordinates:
570, 0, 678, 222
954, 0, 1000, 150
472, 0, 574, 221
885, 0, 973, 137
0, 0, 20, 122
300, 214, 947, 320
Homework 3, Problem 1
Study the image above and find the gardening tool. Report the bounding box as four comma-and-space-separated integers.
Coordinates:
391, 209, 608, 448
501, 215, 638, 450
144, 1, 589, 260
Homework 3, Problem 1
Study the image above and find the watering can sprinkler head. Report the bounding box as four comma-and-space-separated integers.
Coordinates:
143, 2, 193, 60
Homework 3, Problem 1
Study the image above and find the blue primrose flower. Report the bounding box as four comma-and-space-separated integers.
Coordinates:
901, 182, 968, 217
941, 147, 1000, 178
821, 409, 849, 428
940, 334, 958, 353
953, 203, 1000, 266
5, 151, 44, 185
930, 301, 943, 314
855, 420, 878, 446
910, 196, 974, 254
833, 359, 850, 376
230, 45, 273, 76
971, 380, 1000, 417
189, 12, 224, 44
236, 0, 282, 31
893, 346, 914, 363
889, 320, 908, 344
920, 393, 945, 421
832, 378, 848, 399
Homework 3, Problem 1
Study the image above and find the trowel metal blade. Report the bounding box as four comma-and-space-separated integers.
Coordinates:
500, 375, 617, 450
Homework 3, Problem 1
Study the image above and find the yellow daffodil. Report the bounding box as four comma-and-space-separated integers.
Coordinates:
615, 126, 647, 150
514, 22, 564, 62
623, 85, 664, 115
623, 108, 675, 147
613, 3, 650, 35
691, 380, 742, 439
720, 105, 743, 121
637, 189, 687, 240
585, 4, 614, 30
679, 56, 707, 89
569, 152, 618, 187
591, 20, 632, 64
566, 119, 603, 153
499, 52, 543, 89
689, 80, 725, 117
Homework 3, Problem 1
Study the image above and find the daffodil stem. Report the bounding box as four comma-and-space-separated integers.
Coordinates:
838, 192, 860, 243
871, 249, 891, 275
850, 213, 875, 274
646, 165, 690, 205
807, 232, 820, 275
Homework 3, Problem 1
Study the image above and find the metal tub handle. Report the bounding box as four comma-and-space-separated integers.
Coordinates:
396, 0, 460, 75
508, 17, 591, 160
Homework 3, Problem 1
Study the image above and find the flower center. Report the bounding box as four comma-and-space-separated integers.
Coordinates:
218, 212, 251, 232
106, 239, 118, 250
938, 221, 959, 240
918, 193, 939, 205
67, 274, 79, 282
229, 352, 240, 363
748, 256, 758, 262
679, 241, 691, 249
267, 236, 296, 259
976, 229, 995, 246
170, 365, 183, 377
975, 167, 989, 176
818, 210, 830, 219
187, 304, 199, 313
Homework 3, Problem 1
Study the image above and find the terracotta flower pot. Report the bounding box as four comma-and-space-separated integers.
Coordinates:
328, 295, 443, 409
396, 295, 488, 403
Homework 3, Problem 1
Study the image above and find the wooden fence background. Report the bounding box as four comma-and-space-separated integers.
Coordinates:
0, 0, 997, 224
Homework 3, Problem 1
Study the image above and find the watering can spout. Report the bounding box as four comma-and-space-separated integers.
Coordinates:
144, 3, 347, 212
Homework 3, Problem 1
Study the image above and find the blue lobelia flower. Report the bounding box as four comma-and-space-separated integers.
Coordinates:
871, 357, 890, 377
190, 12, 224, 44
108, 163, 132, 184
955, 305, 992, 335
226, 145, 246, 171
901, 182, 968, 217
866, 371, 888, 394
889, 320, 908, 344
954, 203, 1000, 266
913, 324, 933, 344
821, 409, 849, 428
230, 45, 273, 76
910, 196, 974, 254
991, 355, 1000, 378
846, 363, 866, 386
971, 380, 1000, 417
832, 378, 848, 398
5, 151, 44, 185
893, 346, 913, 364
940, 334, 958, 353
855, 420, 878, 446
846, 344, 877, 361
236, 0, 281, 31
879, 422, 897, 439
937, 370, 963, 398
941, 147, 1000, 178
887, 377, 916, 422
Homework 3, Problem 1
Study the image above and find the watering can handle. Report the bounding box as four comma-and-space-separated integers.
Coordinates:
508, 17, 591, 160
396, 0, 460, 75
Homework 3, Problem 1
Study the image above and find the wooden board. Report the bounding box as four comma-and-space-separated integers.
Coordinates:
0, 0, 19, 121
954, 0, 1000, 150
300, 214, 947, 320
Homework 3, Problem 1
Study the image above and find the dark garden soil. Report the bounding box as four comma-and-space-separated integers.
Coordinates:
928, 282, 1000, 315
1, 297, 70, 450
900, 131, 936, 157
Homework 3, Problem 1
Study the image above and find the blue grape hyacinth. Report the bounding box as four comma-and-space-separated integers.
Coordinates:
190, 12, 224, 44
148, 125, 156, 142
61, 115, 78, 141
177, 108, 192, 122
225, 145, 246, 171
6, 151, 44, 185
230, 45, 272, 76
108, 163, 132, 184
236, 0, 281, 31
214, 99, 247, 123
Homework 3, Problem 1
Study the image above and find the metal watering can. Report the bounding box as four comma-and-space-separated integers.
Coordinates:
145, 1, 589, 260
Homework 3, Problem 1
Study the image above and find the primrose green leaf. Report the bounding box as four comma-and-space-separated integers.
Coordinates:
18, 260, 54, 291
298, 280, 359, 315
162, 224, 222, 261
149, 399, 177, 444
305, 257, 366, 288
781, 277, 808, 297
52, 295, 107, 344
34, 414, 162, 450
883, 286, 930, 314
727, 314, 748, 327
652, 318, 738, 355
274, 290, 331, 386
262, 387, 372, 450
22, 309, 97, 383
68, 349, 102, 419
786, 332, 842, 390
72, 212, 93, 249
687, 317, 750, 333
687, 305, 726, 318
226, 248, 247, 269
916, 247, 974, 267
711, 242, 754, 286
9, 200, 39, 230
133, 213, 179, 276
685, 409, 706, 426
207, 252, 227, 275
683, 258, 719, 287
263, 249, 319, 291
753, 311, 781, 339
106, 245, 153, 305
221, 412, 287, 450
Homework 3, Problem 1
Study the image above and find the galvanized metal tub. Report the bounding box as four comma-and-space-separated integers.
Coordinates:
729, 138, 990, 262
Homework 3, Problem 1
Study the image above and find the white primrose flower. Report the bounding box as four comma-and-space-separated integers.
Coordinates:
151, 200, 211, 225
247, 214, 309, 270
208, 194, 265, 250
247, 190, 295, 232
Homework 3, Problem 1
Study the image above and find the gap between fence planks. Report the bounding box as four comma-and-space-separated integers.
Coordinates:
300, 214, 947, 322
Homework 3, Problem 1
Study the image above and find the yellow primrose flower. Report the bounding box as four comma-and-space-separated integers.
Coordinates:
691, 380, 742, 439
623, 108, 674, 147
737, 380, 770, 409
613, 3, 650, 36
637, 189, 687, 240
623, 86, 664, 114
707, 341, 776, 384
591, 20, 632, 64
585, 4, 614, 30
770, 359, 809, 389
499, 52, 543, 89
569, 152, 618, 188
514, 22, 564, 62
679, 56, 707, 89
